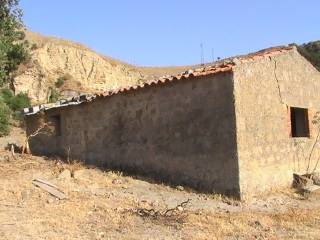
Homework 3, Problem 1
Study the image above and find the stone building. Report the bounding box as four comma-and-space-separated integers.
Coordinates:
24, 46, 320, 198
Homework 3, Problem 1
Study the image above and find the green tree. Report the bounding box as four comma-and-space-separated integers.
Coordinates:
0, 0, 29, 86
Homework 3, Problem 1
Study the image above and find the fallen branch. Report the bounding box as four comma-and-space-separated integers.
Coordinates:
133, 199, 191, 219
164, 199, 191, 216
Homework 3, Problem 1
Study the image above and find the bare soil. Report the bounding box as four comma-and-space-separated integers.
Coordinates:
25, 31, 207, 79
0, 129, 320, 239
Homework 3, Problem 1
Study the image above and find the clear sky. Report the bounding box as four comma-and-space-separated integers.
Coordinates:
20, 0, 319, 67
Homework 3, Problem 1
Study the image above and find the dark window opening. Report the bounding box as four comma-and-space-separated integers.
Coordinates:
290, 107, 310, 138
49, 115, 62, 136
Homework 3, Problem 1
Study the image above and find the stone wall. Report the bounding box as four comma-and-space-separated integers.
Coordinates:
233, 48, 320, 197
26, 72, 240, 196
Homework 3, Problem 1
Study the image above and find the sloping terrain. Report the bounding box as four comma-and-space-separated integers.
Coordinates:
14, 32, 145, 104
13, 32, 320, 105
14, 32, 195, 104
0, 128, 319, 240
0, 147, 320, 239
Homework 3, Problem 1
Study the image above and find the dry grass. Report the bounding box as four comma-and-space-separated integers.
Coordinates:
0, 151, 319, 239
25, 31, 137, 69
25, 30, 213, 80
185, 209, 320, 239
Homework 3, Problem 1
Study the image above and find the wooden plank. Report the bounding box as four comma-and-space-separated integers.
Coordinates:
33, 178, 59, 189
32, 179, 67, 200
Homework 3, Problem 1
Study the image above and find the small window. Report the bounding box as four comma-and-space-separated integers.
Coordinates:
290, 107, 310, 138
49, 115, 62, 136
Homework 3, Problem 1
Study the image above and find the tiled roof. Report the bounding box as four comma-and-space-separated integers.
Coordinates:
24, 45, 294, 116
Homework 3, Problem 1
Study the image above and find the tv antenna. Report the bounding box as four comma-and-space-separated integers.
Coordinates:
200, 43, 204, 66
211, 48, 215, 63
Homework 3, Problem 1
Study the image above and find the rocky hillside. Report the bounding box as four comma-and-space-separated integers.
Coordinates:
13, 33, 320, 105
14, 32, 146, 104
13, 32, 203, 104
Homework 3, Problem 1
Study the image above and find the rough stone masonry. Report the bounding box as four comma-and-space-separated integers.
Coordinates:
24, 46, 320, 198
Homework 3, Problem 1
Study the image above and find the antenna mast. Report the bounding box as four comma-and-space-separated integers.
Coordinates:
200, 43, 204, 66
211, 48, 215, 63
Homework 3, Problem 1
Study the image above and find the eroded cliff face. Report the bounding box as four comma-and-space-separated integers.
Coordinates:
13, 32, 144, 104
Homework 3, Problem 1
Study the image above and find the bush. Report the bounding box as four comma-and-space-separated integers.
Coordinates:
10, 92, 31, 121
9, 92, 31, 112
55, 78, 65, 88
0, 98, 11, 136
30, 43, 38, 50
55, 74, 72, 88
0, 88, 14, 105
0, 88, 30, 111
48, 87, 60, 103
0, 88, 31, 124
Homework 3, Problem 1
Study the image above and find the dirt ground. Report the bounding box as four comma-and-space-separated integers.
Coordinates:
0, 129, 320, 240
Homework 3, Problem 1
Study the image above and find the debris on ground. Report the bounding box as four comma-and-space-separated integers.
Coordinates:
176, 186, 184, 191
312, 172, 320, 185
112, 178, 124, 185
73, 169, 93, 181
32, 178, 67, 200
5, 143, 23, 154
293, 173, 314, 189
1, 152, 320, 239
292, 173, 320, 200
132, 199, 191, 219
58, 169, 71, 180
303, 184, 320, 193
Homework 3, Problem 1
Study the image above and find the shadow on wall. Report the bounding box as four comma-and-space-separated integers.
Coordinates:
26, 74, 241, 198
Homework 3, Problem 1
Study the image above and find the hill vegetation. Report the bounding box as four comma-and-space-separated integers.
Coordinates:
297, 41, 320, 71
0, 0, 31, 136
0, 0, 29, 86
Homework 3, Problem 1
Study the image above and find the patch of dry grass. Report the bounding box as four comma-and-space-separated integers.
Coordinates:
185, 209, 320, 239
1, 152, 320, 239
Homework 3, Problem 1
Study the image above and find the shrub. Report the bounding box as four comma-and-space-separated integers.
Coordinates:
0, 88, 14, 105
55, 74, 72, 88
0, 88, 30, 123
48, 87, 60, 103
10, 92, 30, 121
0, 98, 11, 136
0, 89, 30, 111
30, 43, 38, 50
9, 92, 31, 112
55, 78, 65, 88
